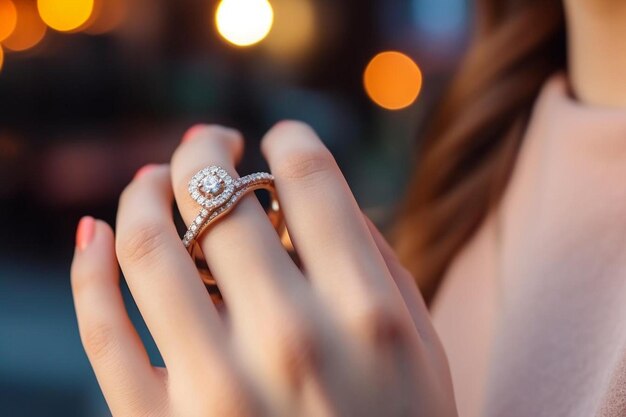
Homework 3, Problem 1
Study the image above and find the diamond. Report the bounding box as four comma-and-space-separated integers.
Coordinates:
201, 175, 222, 195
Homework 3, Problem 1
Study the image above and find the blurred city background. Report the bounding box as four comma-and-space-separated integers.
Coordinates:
0, 0, 470, 415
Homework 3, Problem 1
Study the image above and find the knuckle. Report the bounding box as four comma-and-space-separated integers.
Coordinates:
116, 220, 168, 265
274, 148, 336, 183
347, 301, 408, 347
81, 322, 118, 361
270, 317, 321, 382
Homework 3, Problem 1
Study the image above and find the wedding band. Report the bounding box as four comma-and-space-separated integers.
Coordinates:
182, 165, 290, 299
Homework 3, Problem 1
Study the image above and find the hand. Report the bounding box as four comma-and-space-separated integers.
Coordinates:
70, 122, 457, 417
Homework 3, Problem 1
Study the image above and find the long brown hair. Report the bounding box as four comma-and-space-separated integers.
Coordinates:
393, 0, 567, 305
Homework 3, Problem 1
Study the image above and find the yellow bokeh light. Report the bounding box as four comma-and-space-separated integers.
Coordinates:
37, 0, 94, 32
215, 0, 273, 47
3, 0, 47, 52
364, 51, 423, 110
0, 0, 18, 42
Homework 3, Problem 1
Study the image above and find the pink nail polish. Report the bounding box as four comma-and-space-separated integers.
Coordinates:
76, 216, 95, 251
134, 164, 158, 180
181, 124, 205, 144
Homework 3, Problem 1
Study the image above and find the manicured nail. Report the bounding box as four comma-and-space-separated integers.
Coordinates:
181, 124, 205, 144
76, 216, 95, 251
134, 164, 158, 180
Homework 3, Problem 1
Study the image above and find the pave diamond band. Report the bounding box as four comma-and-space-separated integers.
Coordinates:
183, 166, 287, 296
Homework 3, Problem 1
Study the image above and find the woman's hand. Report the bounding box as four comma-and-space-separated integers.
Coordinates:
70, 122, 457, 417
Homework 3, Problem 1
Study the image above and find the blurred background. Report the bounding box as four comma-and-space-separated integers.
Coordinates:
0, 0, 470, 415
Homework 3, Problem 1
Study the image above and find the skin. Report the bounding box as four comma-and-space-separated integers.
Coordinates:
70, 2, 626, 415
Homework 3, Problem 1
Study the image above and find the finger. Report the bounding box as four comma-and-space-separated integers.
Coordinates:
261, 121, 394, 302
171, 125, 305, 316
116, 165, 226, 373
71, 217, 167, 417
362, 215, 439, 341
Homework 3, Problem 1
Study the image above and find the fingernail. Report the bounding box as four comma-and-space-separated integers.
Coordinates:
134, 164, 158, 180
181, 124, 205, 144
76, 216, 95, 251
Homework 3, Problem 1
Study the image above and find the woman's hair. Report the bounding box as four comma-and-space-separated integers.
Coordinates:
392, 0, 567, 305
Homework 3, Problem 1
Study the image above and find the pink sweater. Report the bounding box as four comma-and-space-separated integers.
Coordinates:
432, 74, 626, 417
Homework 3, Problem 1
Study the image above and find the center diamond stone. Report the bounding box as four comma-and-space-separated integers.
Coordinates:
201, 174, 222, 195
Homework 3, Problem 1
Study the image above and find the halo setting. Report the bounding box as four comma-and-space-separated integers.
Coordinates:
183, 166, 274, 248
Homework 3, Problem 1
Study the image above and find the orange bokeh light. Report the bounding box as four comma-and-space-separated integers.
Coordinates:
3, 0, 47, 52
0, 45, 4, 71
364, 51, 423, 110
0, 0, 18, 42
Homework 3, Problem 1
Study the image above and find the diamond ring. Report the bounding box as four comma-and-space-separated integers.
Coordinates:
183, 165, 289, 301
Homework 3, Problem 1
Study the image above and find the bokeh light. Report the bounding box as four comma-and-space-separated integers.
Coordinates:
37, 0, 94, 32
364, 51, 422, 110
0, 45, 4, 72
215, 0, 273, 47
0, 0, 18, 41
84, 0, 127, 35
263, 0, 315, 60
3, 0, 47, 52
